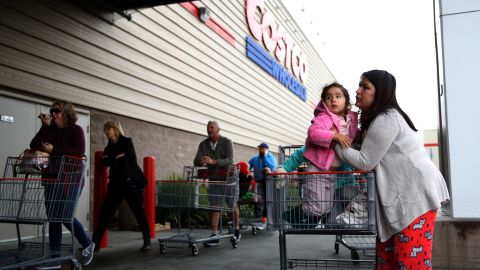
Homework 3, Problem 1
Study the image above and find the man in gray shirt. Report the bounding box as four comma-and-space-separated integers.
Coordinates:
194, 120, 234, 167
194, 120, 240, 245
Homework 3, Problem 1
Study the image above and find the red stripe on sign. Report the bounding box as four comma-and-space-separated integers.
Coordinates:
424, 143, 439, 147
180, 2, 236, 47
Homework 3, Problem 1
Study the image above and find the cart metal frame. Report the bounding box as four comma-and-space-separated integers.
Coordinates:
277, 145, 377, 265
156, 165, 240, 256
267, 168, 376, 269
0, 155, 85, 270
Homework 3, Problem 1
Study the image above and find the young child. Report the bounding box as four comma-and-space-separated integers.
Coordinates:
302, 82, 359, 218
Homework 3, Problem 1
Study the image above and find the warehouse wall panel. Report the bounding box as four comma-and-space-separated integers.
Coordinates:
0, 0, 335, 150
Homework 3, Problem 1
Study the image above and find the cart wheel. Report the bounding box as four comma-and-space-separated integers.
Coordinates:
231, 237, 238, 248
71, 259, 82, 270
351, 250, 360, 260
160, 243, 167, 254
334, 242, 339, 254
191, 245, 199, 256
252, 226, 257, 235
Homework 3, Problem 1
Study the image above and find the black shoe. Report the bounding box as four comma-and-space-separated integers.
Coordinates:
92, 234, 100, 252
141, 243, 151, 252
234, 230, 241, 242
203, 234, 220, 247
141, 239, 151, 252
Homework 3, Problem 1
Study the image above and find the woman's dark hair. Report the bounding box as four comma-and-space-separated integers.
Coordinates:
320, 82, 351, 115
359, 70, 417, 132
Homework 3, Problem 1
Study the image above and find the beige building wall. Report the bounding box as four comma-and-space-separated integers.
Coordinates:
0, 0, 334, 151
0, 0, 335, 232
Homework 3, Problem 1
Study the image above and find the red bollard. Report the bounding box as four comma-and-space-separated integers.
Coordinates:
143, 156, 156, 239
94, 151, 109, 248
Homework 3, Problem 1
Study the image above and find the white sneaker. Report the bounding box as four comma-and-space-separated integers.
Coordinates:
315, 220, 325, 229
255, 222, 266, 230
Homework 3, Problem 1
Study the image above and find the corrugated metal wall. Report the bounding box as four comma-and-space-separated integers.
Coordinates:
0, 0, 335, 149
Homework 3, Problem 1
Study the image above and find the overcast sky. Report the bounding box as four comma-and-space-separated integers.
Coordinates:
283, 0, 439, 130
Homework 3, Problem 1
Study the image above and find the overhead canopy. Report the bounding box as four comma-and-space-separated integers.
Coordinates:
94, 0, 192, 10
86, 0, 194, 21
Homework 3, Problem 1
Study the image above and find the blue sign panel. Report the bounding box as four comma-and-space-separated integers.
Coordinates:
246, 36, 307, 101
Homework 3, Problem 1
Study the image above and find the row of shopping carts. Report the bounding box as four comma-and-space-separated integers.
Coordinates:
0, 145, 376, 269
154, 145, 377, 269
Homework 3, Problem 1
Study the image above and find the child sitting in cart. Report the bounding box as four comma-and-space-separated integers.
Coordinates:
277, 148, 359, 227
281, 82, 360, 228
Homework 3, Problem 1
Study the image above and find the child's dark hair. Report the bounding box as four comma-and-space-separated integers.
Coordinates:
320, 82, 351, 114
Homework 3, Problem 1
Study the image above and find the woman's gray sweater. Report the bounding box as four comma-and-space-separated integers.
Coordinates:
336, 109, 449, 242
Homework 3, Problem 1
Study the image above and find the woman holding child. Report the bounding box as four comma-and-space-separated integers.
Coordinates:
335, 70, 449, 269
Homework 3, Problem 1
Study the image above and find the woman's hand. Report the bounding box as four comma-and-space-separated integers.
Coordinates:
333, 133, 352, 148
38, 113, 51, 126
41, 142, 53, 153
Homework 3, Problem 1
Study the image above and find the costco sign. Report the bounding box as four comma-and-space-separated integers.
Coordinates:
246, 0, 309, 84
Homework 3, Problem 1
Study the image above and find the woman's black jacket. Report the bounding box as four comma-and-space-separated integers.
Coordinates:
101, 135, 146, 191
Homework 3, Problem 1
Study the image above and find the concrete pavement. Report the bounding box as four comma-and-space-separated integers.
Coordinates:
84, 229, 374, 270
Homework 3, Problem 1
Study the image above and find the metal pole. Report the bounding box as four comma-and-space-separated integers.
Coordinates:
143, 156, 156, 239
94, 151, 109, 248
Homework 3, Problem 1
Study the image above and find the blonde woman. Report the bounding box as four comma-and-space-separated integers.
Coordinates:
92, 121, 151, 252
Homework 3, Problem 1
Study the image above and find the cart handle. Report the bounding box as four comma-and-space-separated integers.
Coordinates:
0, 178, 57, 182
155, 179, 236, 184
268, 170, 373, 175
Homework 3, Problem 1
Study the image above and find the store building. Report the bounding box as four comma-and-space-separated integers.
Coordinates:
0, 0, 335, 240
433, 1, 480, 269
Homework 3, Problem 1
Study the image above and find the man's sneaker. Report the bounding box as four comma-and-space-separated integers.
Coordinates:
255, 222, 266, 230
81, 242, 95, 266
234, 230, 241, 242
203, 234, 220, 247
34, 262, 61, 270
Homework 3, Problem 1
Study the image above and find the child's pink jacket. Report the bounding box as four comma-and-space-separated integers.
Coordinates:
304, 102, 359, 170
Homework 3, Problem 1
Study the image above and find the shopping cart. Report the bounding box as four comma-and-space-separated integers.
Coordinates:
335, 235, 375, 260
266, 170, 376, 269
156, 165, 239, 256
277, 145, 377, 263
237, 167, 268, 235
0, 155, 85, 270
278, 145, 308, 169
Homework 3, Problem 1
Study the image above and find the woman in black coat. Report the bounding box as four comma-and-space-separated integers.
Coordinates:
92, 121, 151, 252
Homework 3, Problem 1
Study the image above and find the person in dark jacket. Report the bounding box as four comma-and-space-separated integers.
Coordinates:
30, 100, 94, 269
92, 121, 151, 252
